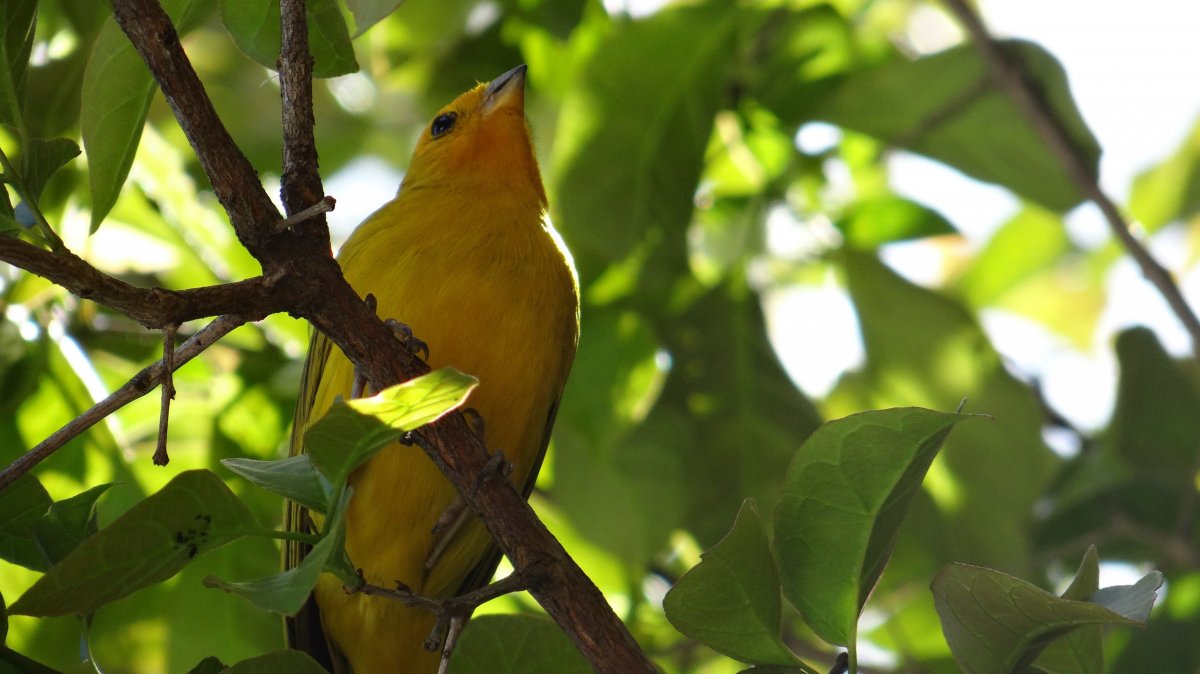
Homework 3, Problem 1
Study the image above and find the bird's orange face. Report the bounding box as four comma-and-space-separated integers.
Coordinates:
402, 65, 545, 203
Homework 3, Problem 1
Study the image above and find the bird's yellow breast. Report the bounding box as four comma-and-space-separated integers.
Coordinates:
305, 185, 578, 672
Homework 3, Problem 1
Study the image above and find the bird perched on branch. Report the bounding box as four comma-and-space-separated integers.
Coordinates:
286, 65, 579, 674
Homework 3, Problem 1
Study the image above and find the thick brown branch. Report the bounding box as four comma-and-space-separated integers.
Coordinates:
111, 0, 281, 257
942, 0, 1200, 362
0, 315, 246, 491
0, 235, 280, 326
278, 0, 327, 241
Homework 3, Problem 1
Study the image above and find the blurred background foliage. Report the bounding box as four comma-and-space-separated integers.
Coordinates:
2, 0, 1200, 671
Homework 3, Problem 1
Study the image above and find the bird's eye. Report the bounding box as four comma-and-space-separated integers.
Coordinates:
430, 112, 457, 138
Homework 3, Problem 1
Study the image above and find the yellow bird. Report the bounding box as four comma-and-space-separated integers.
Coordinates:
286, 65, 579, 673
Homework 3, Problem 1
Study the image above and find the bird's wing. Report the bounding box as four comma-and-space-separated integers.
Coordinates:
284, 332, 340, 671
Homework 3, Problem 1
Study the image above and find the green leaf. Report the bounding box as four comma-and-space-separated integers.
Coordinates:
664, 500, 802, 667
447, 614, 592, 674
931, 563, 1160, 674
32, 483, 114, 567
222, 455, 329, 515
552, 1, 739, 270
774, 407, 966, 646
810, 41, 1100, 212
1129, 113, 1200, 232
344, 0, 404, 36
81, 16, 155, 230
836, 196, 956, 249
185, 656, 227, 674
0, 473, 52, 571
834, 249, 1059, 572
223, 650, 328, 673
9, 470, 258, 617
304, 367, 477, 484
20, 137, 81, 206
1030, 547, 1102, 674
0, 0, 37, 127
219, 0, 358, 78
1109, 327, 1200, 480
957, 205, 1072, 307
81, 0, 212, 231
203, 489, 350, 615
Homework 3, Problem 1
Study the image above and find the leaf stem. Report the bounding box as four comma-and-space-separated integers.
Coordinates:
0, 144, 66, 251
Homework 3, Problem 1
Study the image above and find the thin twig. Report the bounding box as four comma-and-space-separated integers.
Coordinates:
0, 315, 246, 491
153, 323, 179, 466
941, 0, 1200, 362
437, 614, 468, 674
275, 195, 336, 233
361, 570, 527, 665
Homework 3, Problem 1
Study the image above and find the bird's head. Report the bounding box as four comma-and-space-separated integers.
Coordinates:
401, 65, 545, 205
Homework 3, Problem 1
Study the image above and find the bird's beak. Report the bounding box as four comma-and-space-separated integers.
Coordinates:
482, 64, 527, 116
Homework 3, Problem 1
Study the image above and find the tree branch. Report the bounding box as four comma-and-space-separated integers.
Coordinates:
0, 315, 246, 491
278, 0, 326, 238
941, 0, 1200, 362
0, 235, 280, 327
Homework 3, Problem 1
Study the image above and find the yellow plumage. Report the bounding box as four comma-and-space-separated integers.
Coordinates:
287, 66, 579, 673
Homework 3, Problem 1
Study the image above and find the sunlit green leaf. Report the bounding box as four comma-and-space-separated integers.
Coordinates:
1129, 113, 1200, 232
836, 196, 956, 249
344, 0, 405, 36
81, 0, 214, 231
664, 500, 802, 667
447, 614, 591, 674
957, 205, 1071, 307
219, 0, 358, 78
931, 563, 1160, 674
9, 470, 258, 617
304, 367, 477, 484
774, 407, 966, 646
